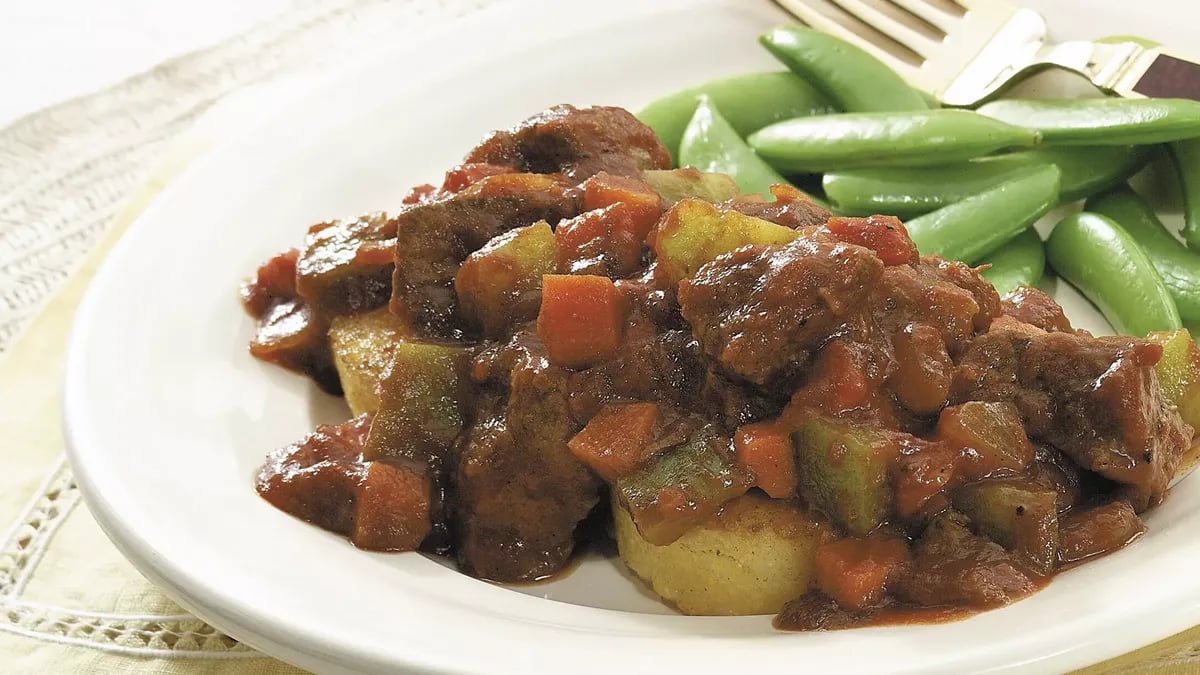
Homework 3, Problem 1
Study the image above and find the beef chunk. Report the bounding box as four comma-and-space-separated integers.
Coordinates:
256, 414, 432, 551
953, 327, 1190, 508
390, 173, 580, 338
894, 512, 1038, 608
871, 258, 999, 357
721, 184, 832, 230
455, 348, 602, 582
296, 212, 395, 316
463, 105, 670, 183
241, 248, 340, 393
1000, 286, 1075, 333
1057, 500, 1145, 565
678, 236, 884, 386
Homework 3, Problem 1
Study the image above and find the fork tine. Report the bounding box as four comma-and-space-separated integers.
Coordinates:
886, 0, 960, 32
829, 0, 936, 58
773, 0, 920, 79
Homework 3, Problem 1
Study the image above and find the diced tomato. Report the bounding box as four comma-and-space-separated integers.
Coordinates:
557, 202, 659, 277
814, 535, 910, 611
733, 422, 797, 499
569, 402, 661, 481
891, 440, 960, 519
441, 163, 516, 193
401, 184, 438, 205
351, 461, 432, 552
240, 248, 299, 316
826, 215, 919, 266
537, 274, 627, 369
784, 341, 874, 422
582, 172, 662, 224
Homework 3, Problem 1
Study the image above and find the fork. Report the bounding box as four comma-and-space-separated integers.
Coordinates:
772, 0, 1200, 107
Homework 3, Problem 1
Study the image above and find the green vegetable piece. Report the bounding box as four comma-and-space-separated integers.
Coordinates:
748, 110, 1040, 173
1145, 329, 1200, 431
615, 425, 752, 545
936, 401, 1035, 480
906, 165, 1060, 264
979, 229, 1046, 297
651, 198, 799, 284
759, 25, 928, 113
792, 418, 898, 536
1168, 138, 1200, 251
679, 96, 789, 199
1046, 211, 1182, 336
824, 145, 1151, 218
1086, 185, 1200, 323
363, 341, 472, 468
455, 221, 556, 338
641, 168, 740, 205
637, 71, 834, 164
976, 98, 1200, 146
952, 478, 1059, 576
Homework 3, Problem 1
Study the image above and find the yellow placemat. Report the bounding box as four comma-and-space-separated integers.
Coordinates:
1, 74, 1198, 675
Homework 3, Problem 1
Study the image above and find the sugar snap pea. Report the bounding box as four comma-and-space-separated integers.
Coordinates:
976, 98, 1200, 146
1046, 212, 1181, 336
1168, 138, 1200, 250
1085, 185, 1200, 323
979, 228, 1045, 297
678, 96, 788, 198
637, 71, 834, 164
905, 164, 1060, 264
759, 26, 928, 113
748, 109, 1040, 174
824, 145, 1151, 218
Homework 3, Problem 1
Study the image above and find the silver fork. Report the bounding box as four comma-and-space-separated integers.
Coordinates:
773, 0, 1200, 107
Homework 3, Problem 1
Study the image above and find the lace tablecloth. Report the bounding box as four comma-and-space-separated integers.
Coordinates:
2, 1, 1199, 672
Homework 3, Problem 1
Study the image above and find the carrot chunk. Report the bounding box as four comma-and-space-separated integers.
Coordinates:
733, 422, 797, 499
569, 402, 661, 481
815, 535, 910, 611
537, 274, 627, 368
826, 215, 918, 266
352, 462, 432, 551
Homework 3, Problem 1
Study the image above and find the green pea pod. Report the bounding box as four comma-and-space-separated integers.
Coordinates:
976, 98, 1200, 146
759, 26, 928, 113
979, 229, 1045, 297
824, 145, 1151, 218
1046, 212, 1181, 336
749, 110, 1040, 174
678, 96, 788, 198
1085, 185, 1200, 323
905, 164, 1060, 264
637, 71, 834, 164
1168, 138, 1200, 250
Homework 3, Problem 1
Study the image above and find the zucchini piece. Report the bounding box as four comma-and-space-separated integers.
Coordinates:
455, 221, 556, 338
651, 198, 799, 284
295, 212, 395, 316
363, 341, 472, 469
328, 307, 412, 416
641, 168, 740, 205
614, 424, 752, 545
792, 418, 899, 536
952, 478, 1058, 576
1146, 329, 1200, 430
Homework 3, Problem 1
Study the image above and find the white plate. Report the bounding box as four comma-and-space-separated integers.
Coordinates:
63, 0, 1200, 672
